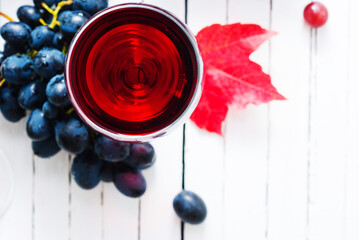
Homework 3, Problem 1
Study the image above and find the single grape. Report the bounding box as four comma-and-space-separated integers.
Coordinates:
113, 166, 146, 198
100, 161, 114, 183
60, 10, 89, 39
73, 0, 108, 16
0, 51, 5, 65
46, 74, 71, 107
52, 32, 65, 50
0, 22, 31, 45
125, 143, 156, 169
1, 54, 34, 85
42, 101, 59, 119
26, 109, 52, 141
58, 10, 72, 23
17, 5, 42, 29
173, 191, 207, 224
33, 48, 65, 79
304, 2, 328, 28
55, 117, 89, 154
32, 135, 60, 158
72, 150, 102, 190
0, 87, 26, 122
3, 42, 27, 56
29, 26, 55, 50
18, 79, 47, 110
94, 136, 130, 162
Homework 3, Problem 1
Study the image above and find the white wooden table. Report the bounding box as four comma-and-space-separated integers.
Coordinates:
1, 0, 358, 239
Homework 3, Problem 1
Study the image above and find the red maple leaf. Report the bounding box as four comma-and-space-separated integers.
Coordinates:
191, 23, 286, 135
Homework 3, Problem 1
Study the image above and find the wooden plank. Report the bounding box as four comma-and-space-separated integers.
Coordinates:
103, 185, 139, 240
267, 0, 310, 239
70, 157, 102, 240
307, 0, 350, 239
345, 0, 359, 238
100, 2, 140, 240
33, 153, 70, 240
0, 120, 33, 239
0, 1, 35, 239
185, 0, 227, 239
221, 0, 270, 239
139, 1, 184, 240
141, 130, 183, 240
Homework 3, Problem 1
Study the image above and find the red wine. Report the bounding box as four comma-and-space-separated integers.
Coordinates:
66, 4, 202, 141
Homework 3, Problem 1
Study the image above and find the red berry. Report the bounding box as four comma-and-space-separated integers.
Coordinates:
304, 2, 328, 28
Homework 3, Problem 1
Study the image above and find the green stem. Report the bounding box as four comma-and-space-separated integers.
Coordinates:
66, 107, 75, 115
39, 0, 73, 29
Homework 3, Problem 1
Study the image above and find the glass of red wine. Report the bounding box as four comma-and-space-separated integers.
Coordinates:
65, 3, 203, 142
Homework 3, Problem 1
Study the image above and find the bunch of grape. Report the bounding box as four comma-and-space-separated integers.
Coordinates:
0, 0, 207, 224
0, 0, 153, 198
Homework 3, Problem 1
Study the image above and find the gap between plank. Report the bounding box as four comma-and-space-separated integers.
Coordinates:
138, 199, 141, 240
181, 1, 189, 239
306, 27, 317, 240
68, 155, 72, 240
32, 155, 36, 240
101, 182, 104, 240
265, 0, 273, 239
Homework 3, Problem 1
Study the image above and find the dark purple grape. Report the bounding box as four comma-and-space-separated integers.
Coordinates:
173, 191, 207, 224
0, 22, 31, 45
52, 32, 65, 50
17, 79, 47, 110
125, 143, 156, 169
33, 48, 65, 79
26, 109, 52, 141
17, 5, 42, 29
113, 166, 146, 198
3, 42, 27, 56
32, 135, 60, 158
100, 161, 114, 183
72, 150, 102, 190
73, 0, 108, 16
59, 10, 89, 39
94, 136, 130, 162
55, 117, 89, 154
0, 51, 5, 65
46, 74, 70, 107
1, 54, 34, 85
29, 26, 55, 50
42, 101, 59, 119
0, 87, 26, 122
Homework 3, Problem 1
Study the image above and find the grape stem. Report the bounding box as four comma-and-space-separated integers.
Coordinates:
0, 79, 5, 88
27, 50, 38, 58
39, 0, 73, 29
66, 107, 75, 115
0, 12, 14, 22
62, 44, 68, 55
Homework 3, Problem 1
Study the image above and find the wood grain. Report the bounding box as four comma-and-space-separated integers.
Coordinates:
0, 0, 357, 239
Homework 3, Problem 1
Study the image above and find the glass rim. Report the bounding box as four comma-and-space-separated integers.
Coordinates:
65, 3, 203, 142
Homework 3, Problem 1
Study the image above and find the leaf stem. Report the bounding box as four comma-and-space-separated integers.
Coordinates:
39, 0, 73, 29
62, 44, 68, 55
27, 50, 38, 58
66, 107, 75, 115
0, 79, 6, 87
0, 12, 14, 22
